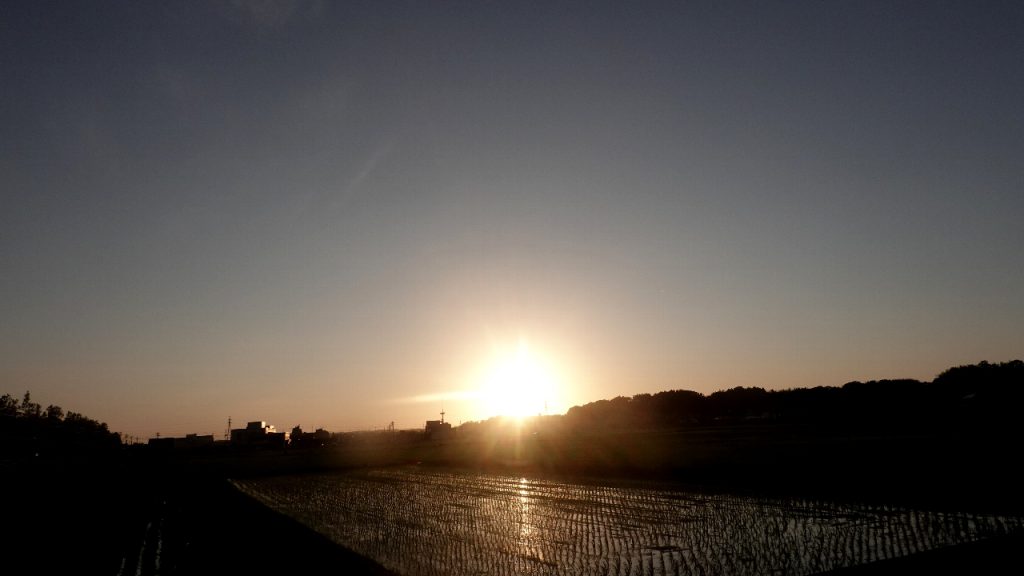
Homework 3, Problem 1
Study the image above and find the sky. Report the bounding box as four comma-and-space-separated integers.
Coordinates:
2, 1, 1022, 440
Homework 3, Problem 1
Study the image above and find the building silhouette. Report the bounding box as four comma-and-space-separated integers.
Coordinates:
425, 410, 452, 439
230, 420, 287, 448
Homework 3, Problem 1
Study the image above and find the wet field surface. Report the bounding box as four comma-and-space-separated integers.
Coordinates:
234, 467, 1024, 576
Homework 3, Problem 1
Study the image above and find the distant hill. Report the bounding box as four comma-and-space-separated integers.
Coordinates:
561, 360, 1024, 431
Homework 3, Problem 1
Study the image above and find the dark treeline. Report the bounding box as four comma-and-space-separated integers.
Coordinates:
5, 392, 128, 574
0, 391, 121, 463
562, 360, 1024, 432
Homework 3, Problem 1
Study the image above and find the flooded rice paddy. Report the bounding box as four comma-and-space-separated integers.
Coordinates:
233, 467, 1022, 575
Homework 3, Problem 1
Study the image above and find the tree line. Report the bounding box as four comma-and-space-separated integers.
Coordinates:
561, 360, 1024, 431
0, 391, 121, 462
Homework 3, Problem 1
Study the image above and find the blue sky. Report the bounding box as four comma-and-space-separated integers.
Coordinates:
2, 1, 1022, 439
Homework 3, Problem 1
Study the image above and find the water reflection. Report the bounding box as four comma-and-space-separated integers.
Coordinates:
517, 477, 531, 539
234, 468, 1024, 576
516, 477, 541, 566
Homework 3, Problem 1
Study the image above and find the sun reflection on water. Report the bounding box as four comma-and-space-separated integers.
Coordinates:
518, 477, 532, 537
233, 468, 1024, 576
516, 477, 537, 560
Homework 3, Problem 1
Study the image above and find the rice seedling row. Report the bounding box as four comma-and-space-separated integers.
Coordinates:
233, 468, 1022, 576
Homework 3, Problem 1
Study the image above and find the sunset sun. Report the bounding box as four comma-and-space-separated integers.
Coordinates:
478, 340, 558, 419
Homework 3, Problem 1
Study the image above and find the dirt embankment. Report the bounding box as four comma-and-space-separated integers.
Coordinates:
7, 457, 394, 575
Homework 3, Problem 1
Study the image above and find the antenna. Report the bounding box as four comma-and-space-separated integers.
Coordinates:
225, 417, 232, 441
440, 408, 445, 425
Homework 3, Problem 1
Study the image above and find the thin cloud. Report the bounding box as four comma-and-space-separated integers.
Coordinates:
297, 142, 393, 220
392, 390, 481, 405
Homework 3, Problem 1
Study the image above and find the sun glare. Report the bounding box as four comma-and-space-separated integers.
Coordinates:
479, 340, 557, 419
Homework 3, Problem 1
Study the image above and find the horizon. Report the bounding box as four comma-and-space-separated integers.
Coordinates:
3, 2, 1022, 441
8, 356, 1019, 441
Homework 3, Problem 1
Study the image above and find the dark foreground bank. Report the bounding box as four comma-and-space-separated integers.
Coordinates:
4, 458, 395, 575
144, 477, 397, 576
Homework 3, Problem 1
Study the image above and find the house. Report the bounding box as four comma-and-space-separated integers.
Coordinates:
230, 420, 287, 448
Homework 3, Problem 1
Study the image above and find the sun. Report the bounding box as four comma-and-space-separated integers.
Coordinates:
478, 340, 557, 419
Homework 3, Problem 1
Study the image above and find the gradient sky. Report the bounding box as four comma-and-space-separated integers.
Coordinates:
2, 1, 1022, 440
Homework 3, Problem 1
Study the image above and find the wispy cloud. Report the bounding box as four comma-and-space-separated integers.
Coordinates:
339, 143, 392, 203
392, 390, 481, 405
296, 142, 393, 220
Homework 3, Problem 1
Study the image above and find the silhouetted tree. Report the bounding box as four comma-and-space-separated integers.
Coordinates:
44, 404, 64, 421
0, 391, 120, 461
20, 391, 41, 418
706, 387, 770, 420
930, 359, 1024, 422
0, 393, 18, 417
